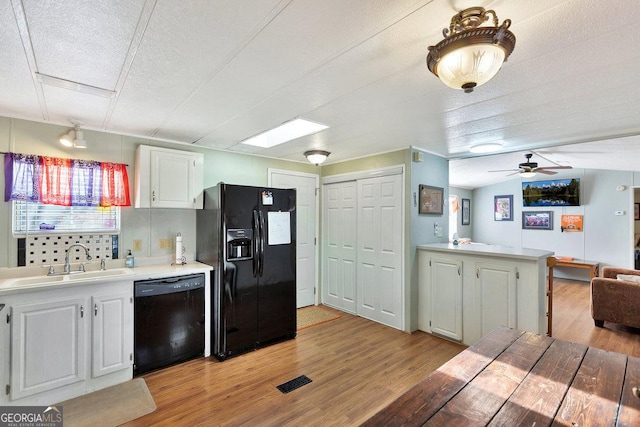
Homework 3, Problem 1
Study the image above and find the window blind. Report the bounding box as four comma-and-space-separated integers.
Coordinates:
13, 201, 120, 235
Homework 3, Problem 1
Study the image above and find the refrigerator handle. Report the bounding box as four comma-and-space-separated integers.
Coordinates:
258, 211, 265, 277
252, 209, 260, 278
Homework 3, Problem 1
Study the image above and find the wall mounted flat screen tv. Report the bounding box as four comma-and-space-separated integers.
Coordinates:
522, 178, 580, 206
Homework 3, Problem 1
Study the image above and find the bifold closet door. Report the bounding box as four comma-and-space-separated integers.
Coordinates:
357, 174, 403, 329
322, 181, 357, 313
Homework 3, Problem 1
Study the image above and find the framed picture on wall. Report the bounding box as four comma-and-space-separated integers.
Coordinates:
419, 185, 444, 215
461, 198, 470, 225
522, 211, 554, 230
494, 195, 513, 221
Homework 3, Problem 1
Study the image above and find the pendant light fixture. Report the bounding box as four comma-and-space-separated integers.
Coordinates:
426, 7, 515, 93
59, 121, 87, 149
304, 150, 330, 166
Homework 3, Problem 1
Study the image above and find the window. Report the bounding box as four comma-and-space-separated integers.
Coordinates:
13, 201, 120, 236
449, 195, 458, 241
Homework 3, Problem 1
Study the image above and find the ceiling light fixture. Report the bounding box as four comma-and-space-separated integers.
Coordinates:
426, 7, 516, 93
59, 121, 87, 149
304, 150, 330, 166
241, 118, 329, 148
519, 171, 536, 178
469, 142, 503, 153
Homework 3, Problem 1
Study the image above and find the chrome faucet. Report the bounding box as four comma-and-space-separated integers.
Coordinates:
64, 244, 92, 273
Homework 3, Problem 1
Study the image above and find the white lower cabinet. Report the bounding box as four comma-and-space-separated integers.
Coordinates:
428, 257, 462, 342
475, 262, 517, 337
418, 245, 548, 346
2, 281, 133, 405
10, 298, 86, 400
91, 291, 132, 378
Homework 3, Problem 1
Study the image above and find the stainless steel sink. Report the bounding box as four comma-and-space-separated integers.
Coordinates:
0, 268, 135, 290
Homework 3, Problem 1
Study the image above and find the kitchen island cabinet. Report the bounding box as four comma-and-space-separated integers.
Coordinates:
417, 243, 553, 345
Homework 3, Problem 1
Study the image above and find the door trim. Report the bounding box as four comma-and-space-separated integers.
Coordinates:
268, 168, 320, 306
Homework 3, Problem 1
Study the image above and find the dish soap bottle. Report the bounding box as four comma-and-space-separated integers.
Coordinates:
125, 249, 135, 267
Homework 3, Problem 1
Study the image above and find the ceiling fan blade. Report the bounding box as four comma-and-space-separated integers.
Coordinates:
536, 169, 558, 175
537, 165, 573, 170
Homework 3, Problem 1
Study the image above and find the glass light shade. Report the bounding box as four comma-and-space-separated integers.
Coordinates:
435, 44, 506, 91
519, 171, 536, 178
304, 150, 330, 166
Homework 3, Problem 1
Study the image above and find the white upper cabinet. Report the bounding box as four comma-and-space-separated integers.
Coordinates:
134, 145, 204, 209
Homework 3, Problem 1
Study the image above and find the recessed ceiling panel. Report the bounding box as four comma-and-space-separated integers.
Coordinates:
0, 1, 44, 118
23, 0, 146, 90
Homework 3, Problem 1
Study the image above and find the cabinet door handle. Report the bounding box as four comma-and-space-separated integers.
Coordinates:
94, 304, 98, 317
476, 269, 480, 278
152, 190, 156, 201
80, 305, 84, 318
457, 267, 461, 276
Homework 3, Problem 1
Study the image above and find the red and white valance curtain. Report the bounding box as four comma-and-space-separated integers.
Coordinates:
4, 152, 130, 207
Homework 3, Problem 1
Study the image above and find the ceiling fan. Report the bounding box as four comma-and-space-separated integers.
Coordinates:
489, 153, 573, 176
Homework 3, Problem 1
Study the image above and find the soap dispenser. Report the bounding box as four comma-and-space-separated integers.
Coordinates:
125, 249, 134, 267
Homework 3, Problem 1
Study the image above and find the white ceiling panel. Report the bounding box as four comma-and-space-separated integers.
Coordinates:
0, 1, 43, 119
107, 0, 287, 136
22, 0, 146, 90
0, 0, 639, 188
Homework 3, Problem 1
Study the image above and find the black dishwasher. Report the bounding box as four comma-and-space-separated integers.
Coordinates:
134, 273, 205, 376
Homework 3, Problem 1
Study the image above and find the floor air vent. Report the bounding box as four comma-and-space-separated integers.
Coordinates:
277, 375, 312, 394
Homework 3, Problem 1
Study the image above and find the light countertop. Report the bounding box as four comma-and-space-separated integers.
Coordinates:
0, 256, 213, 295
417, 243, 554, 261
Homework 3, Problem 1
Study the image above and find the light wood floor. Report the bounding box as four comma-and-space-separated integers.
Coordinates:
124, 278, 640, 426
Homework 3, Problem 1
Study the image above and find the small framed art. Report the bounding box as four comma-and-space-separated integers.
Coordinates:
419, 185, 444, 215
494, 195, 513, 221
461, 198, 470, 225
522, 211, 554, 230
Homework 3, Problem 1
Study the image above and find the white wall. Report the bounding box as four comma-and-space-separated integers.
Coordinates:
409, 147, 449, 330
0, 117, 315, 268
472, 168, 635, 280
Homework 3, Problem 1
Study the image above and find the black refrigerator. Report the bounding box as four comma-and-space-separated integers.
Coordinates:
196, 183, 296, 360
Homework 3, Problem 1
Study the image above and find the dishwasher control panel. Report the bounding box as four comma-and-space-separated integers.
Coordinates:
134, 273, 205, 297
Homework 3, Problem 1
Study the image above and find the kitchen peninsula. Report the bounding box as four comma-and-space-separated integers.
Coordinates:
417, 243, 553, 346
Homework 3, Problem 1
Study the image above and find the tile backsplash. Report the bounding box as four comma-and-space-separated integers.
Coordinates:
18, 234, 119, 266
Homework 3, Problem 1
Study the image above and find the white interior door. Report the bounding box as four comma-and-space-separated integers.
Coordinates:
357, 174, 403, 329
269, 169, 319, 308
322, 181, 357, 313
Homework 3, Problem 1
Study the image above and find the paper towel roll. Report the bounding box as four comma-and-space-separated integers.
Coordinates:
175, 232, 183, 264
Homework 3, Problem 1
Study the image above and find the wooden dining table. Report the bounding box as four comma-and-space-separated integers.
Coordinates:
363, 326, 640, 426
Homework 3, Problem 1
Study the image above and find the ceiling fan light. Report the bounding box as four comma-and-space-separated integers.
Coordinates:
304, 150, 330, 166
426, 7, 515, 93
519, 171, 536, 178
469, 142, 502, 153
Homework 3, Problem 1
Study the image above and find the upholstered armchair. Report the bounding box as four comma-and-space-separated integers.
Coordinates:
591, 267, 640, 328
